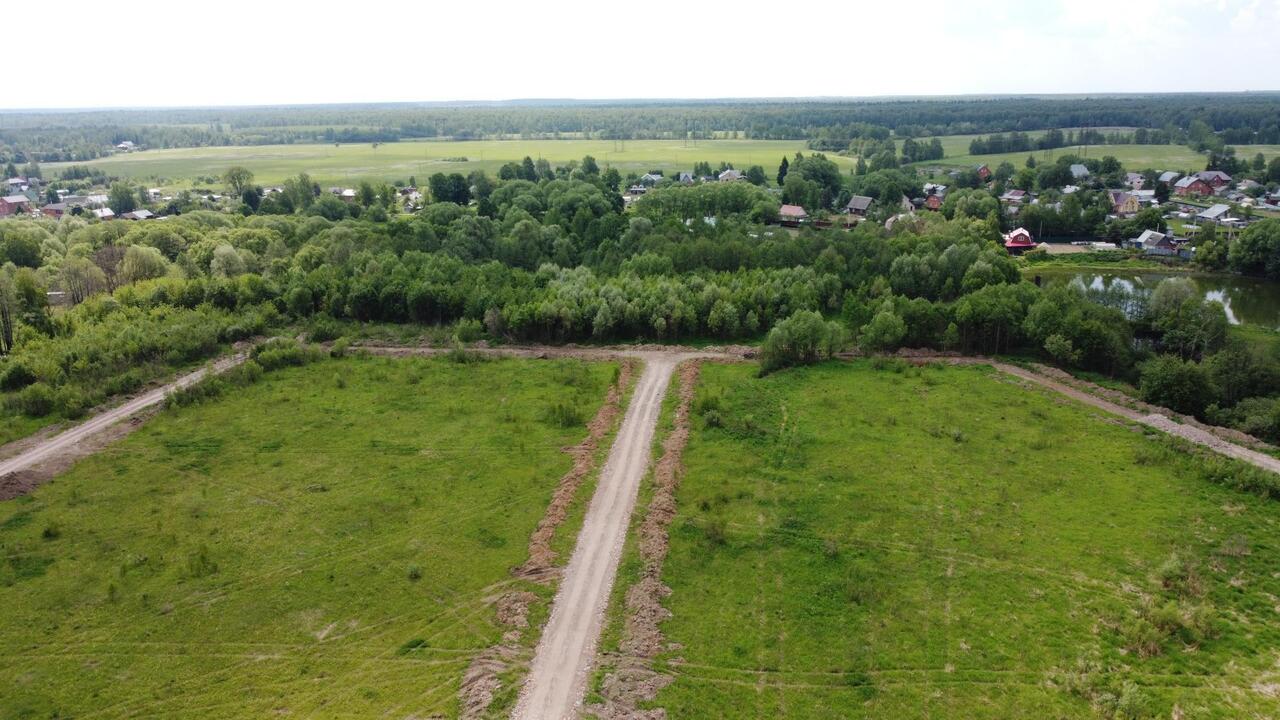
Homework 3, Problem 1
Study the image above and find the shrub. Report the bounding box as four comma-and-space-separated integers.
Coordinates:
541, 401, 584, 428
307, 317, 342, 343
1138, 355, 1214, 416
0, 362, 36, 391
453, 318, 483, 343
13, 383, 55, 417
759, 310, 847, 375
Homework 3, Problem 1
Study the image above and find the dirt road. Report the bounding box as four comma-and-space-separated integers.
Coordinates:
988, 361, 1280, 474
512, 353, 683, 720
0, 354, 245, 484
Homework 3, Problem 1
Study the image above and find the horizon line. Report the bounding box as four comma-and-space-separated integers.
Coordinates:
3, 90, 1280, 114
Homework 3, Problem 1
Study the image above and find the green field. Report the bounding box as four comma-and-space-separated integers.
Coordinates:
0, 354, 616, 719
43, 139, 839, 188
652, 361, 1280, 718
925, 142, 1280, 174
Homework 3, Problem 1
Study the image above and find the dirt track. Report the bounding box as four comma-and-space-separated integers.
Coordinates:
985, 360, 1280, 474
0, 354, 246, 498
512, 353, 691, 720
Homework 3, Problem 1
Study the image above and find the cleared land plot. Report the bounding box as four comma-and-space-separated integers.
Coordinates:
0, 354, 616, 719
653, 361, 1280, 719
42, 139, 838, 187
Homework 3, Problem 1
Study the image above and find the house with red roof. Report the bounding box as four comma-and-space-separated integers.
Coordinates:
1002, 227, 1036, 254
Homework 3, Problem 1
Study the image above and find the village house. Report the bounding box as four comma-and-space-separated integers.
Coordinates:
0, 195, 31, 216
1128, 229, 1178, 255
1174, 176, 1212, 196
1125, 172, 1145, 189
975, 164, 991, 181
923, 194, 943, 211
1195, 170, 1232, 188
1002, 227, 1036, 254
845, 195, 873, 217
41, 203, 68, 218
717, 169, 742, 182
1000, 189, 1028, 205
1158, 171, 1181, 185
120, 209, 155, 221
1069, 163, 1090, 180
638, 172, 664, 185
677, 172, 695, 184
778, 204, 809, 224
923, 182, 947, 198
92, 208, 115, 220
1108, 190, 1140, 216
115, 140, 136, 152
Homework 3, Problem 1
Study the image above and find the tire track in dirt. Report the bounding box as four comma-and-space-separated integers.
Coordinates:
586, 360, 700, 720
459, 360, 637, 718
513, 355, 684, 720
0, 353, 247, 501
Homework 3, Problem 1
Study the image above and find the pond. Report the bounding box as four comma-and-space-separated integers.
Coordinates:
1026, 269, 1280, 329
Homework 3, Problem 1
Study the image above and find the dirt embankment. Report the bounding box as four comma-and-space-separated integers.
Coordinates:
458, 360, 637, 719
586, 360, 700, 720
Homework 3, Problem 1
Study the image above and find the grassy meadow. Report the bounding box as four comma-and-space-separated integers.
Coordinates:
652, 360, 1280, 719
926, 142, 1280, 174
0, 354, 617, 719
43, 139, 836, 188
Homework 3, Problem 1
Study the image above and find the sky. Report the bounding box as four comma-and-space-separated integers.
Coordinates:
5, 0, 1279, 110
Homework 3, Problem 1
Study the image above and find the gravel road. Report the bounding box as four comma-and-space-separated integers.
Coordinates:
512, 354, 680, 720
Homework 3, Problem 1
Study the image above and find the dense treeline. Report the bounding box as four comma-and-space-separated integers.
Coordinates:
4, 94, 1280, 161
4, 151, 1280, 447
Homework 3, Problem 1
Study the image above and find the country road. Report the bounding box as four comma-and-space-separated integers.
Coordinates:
0, 354, 245, 481
513, 354, 681, 720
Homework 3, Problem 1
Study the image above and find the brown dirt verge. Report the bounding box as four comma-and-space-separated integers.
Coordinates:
586, 360, 700, 720
459, 359, 637, 719
0, 408, 157, 502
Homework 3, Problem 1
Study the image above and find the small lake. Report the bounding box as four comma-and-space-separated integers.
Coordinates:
1027, 269, 1280, 329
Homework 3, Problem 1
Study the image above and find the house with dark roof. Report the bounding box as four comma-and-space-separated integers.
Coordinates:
845, 195, 873, 217
1000, 189, 1028, 204
1195, 170, 1232, 188
924, 194, 943, 211
120, 209, 155, 221
1128, 229, 1179, 255
1002, 227, 1036, 254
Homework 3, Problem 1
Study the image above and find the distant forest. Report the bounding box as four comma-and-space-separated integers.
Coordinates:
2, 94, 1280, 162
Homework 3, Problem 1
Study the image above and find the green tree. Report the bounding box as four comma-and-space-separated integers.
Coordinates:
108, 182, 137, 214
759, 310, 846, 375
776, 156, 789, 186
222, 166, 255, 196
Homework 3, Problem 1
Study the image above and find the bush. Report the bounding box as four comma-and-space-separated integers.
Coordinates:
307, 317, 342, 343
12, 382, 55, 417
0, 362, 36, 391
759, 310, 847, 375
1138, 355, 1214, 416
453, 318, 483, 343
541, 401, 584, 428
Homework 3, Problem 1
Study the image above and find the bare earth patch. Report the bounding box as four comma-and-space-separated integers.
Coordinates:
0, 409, 156, 501
458, 360, 636, 719
587, 360, 700, 720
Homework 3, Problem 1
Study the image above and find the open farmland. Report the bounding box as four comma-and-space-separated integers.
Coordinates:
41, 139, 840, 188
926, 142, 1280, 173
0, 354, 618, 719
650, 360, 1280, 719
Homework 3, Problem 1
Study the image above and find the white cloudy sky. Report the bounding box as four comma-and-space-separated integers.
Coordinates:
5, 0, 1278, 109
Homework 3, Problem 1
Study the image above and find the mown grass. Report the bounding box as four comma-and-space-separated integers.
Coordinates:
43, 139, 840, 187
653, 360, 1280, 719
0, 354, 616, 719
